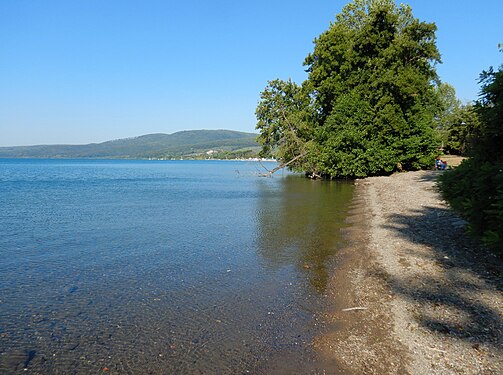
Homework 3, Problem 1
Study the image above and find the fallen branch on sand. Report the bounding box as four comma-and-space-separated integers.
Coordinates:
425, 346, 447, 354
341, 307, 368, 312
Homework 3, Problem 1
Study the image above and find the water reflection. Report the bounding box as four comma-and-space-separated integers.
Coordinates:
0, 160, 355, 374
256, 175, 354, 294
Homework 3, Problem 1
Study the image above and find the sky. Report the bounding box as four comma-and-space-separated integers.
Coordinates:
0, 0, 502, 147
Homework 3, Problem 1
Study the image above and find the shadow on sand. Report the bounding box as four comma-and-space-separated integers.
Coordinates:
380, 172, 502, 350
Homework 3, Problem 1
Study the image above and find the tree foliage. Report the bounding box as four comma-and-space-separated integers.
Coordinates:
444, 105, 481, 155
473, 65, 503, 161
255, 79, 316, 171
256, 0, 442, 178
439, 59, 503, 251
433, 83, 482, 156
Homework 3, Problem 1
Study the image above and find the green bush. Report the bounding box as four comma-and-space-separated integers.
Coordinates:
438, 54, 503, 252
439, 159, 503, 251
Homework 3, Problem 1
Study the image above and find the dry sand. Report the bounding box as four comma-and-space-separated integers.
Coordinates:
316, 170, 503, 374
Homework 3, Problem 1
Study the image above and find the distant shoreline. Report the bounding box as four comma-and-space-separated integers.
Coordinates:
0, 157, 277, 162
0, 129, 261, 160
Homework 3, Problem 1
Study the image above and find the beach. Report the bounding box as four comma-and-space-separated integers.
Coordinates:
317, 170, 503, 374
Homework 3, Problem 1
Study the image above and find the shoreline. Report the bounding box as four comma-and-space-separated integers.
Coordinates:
317, 170, 503, 374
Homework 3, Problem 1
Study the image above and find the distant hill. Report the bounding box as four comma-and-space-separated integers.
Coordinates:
0, 130, 261, 159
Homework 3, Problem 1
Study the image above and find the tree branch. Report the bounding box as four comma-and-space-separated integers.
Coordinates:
259, 152, 307, 177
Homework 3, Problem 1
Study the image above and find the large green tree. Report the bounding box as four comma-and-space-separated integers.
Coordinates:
256, 0, 442, 178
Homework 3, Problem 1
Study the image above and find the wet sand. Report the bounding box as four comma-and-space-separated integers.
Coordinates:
317, 170, 503, 374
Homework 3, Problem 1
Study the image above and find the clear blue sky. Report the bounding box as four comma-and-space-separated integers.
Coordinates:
1, 0, 501, 146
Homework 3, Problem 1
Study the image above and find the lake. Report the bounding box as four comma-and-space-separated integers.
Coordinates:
0, 159, 354, 374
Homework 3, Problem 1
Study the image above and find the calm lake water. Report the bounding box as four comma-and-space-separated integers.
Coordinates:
0, 159, 354, 374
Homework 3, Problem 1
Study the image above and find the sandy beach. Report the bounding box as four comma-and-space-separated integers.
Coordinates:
317, 170, 503, 374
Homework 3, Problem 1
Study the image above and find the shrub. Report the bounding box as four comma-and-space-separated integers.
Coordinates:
439, 159, 503, 251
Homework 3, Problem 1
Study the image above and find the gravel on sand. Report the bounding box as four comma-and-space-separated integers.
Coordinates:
316, 170, 503, 374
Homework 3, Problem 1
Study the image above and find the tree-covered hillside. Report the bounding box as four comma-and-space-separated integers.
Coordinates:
0, 130, 259, 159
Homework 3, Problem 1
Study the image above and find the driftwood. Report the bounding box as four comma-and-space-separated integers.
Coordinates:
425, 346, 447, 353
341, 307, 368, 312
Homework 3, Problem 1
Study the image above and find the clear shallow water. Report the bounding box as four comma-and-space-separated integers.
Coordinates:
0, 159, 354, 374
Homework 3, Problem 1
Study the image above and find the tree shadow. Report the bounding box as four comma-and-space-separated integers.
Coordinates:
381, 198, 503, 349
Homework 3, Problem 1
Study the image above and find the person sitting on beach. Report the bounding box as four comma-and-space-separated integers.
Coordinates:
435, 156, 447, 170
